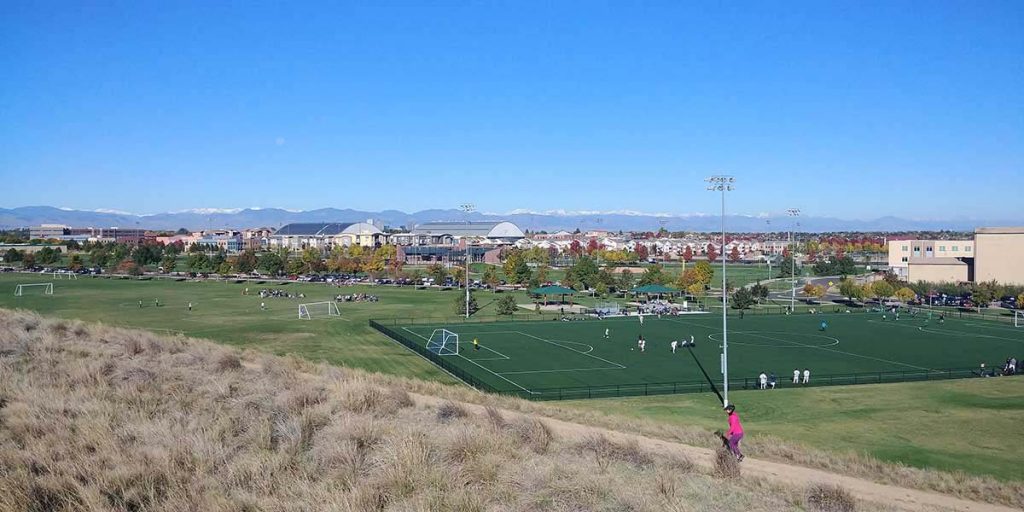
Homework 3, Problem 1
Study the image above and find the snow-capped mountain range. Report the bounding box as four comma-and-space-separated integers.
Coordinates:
0, 206, 1017, 233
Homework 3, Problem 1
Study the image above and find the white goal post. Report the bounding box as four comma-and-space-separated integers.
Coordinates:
53, 271, 77, 280
426, 328, 459, 356
1016, 310, 1023, 328
298, 301, 340, 319
15, 283, 54, 296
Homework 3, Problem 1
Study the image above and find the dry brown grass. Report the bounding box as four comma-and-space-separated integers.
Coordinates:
714, 447, 742, 479
0, 308, 828, 511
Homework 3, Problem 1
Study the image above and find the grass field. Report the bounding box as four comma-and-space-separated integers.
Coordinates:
388, 311, 1023, 398
559, 378, 1024, 481
0, 273, 458, 381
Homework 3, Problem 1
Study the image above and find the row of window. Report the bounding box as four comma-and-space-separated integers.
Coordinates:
900, 245, 971, 253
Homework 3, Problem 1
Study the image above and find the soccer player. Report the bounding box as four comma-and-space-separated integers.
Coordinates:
802, 368, 810, 384
188, 302, 192, 312
154, 298, 160, 307
639, 337, 646, 352
819, 320, 828, 332
939, 313, 945, 324
138, 300, 143, 308
769, 372, 777, 389
605, 328, 610, 339
473, 338, 480, 351
671, 340, 678, 353
758, 371, 767, 390
260, 302, 266, 311
724, 405, 744, 462
792, 368, 800, 384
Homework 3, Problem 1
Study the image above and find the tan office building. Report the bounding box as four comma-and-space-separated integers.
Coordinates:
906, 257, 969, 284
887, 239, 973, 279
974, 227, 1024, 285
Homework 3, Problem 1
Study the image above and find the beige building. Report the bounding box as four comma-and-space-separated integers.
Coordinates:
887, 239, 973, 279
906, 257, 969, 284
974, 227, 1024, 285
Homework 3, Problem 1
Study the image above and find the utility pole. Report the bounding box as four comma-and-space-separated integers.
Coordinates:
707, 175, 735, 407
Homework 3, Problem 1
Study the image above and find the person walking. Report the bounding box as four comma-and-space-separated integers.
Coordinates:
724, 404, 744, 462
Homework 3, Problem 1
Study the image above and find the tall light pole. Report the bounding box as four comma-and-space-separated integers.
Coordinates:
707, 175, 734, 407
787, 208, 801, 312
460, 203, 475, 319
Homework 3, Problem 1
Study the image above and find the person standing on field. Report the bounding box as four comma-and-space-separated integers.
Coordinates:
758, 371, 767, 390
724, 404, 744, 462
793, 368, 800, 384
605, 328, 610, 339
188, 302, 192, 312
802, 368, 810, 384
671, 340, 678, 353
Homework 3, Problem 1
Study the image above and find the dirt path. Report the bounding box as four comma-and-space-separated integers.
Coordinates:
410, 392, 1016, 512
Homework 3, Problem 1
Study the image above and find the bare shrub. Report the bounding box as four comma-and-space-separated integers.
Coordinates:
484, 406, 506, 430
215, 353, 242, 372
387, 386, 413, 409
436, 401, 467, 423
508, 417, 553, 454
807, 483, 857, 512
577, 434, 653, 472
714, 447, 741, 479
124, 337, 143, 356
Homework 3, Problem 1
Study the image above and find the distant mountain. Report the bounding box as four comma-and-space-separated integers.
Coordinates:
0, 205, 1018, 233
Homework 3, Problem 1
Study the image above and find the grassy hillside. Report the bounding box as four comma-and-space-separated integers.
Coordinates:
0, 308, 842, 511
559, 378, 1024, 481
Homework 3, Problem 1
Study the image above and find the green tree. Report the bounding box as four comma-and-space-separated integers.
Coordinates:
839, 278, 861, 303
566, 255, 600, 289
750, 282, 769, 303
234, 250, 258, 274
160, 255, 176, 273
731, 288, 755, 309
4, 248, 23, 262
217, 262, 233, 275
638, 264, 669, 286
502, 248, 525, 283
496, 294, 519, 315
618, 270, 635, 292
427, 263, 447, 285
686, 283, 705, 308
186, 253, 210, 272
595, 281, 608, 298
258, 252, 284, 276
453, 289, 479, 316
777, 254, 798, 278
68, 254, 84, 271
871, 281, 894, 303
971, 280, 1000, 311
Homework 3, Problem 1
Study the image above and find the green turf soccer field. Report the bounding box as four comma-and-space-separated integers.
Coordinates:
380, 312, 1024, 399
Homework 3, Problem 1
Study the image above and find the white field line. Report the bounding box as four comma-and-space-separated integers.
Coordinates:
868, 319, 1024, 345
498, 366, 628, 376
514, 331, 626, 369
400, 327, 535, 394
741, 331, 931, 371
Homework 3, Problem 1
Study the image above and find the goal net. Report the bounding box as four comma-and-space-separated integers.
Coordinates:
15, 283, 54, 296
298, 301, 340, 319
595, 302, 621, 316
426, 328, 459, 356
1016, 310, 1023, 328
53, 271, 77, 280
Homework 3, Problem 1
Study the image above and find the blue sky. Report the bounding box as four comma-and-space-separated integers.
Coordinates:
1, 1, 1021, 220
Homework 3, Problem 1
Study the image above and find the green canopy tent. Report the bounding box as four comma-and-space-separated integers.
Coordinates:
631, 284, 680, 302
529, 285, 577, 306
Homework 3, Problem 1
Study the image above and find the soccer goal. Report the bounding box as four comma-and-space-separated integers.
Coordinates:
298, 301, 340, 319
14, 283, 54, 296
53, 271, 77, 280
426, 328, 459, 356
595, 302, 621, 316
1015, 310, 1023, 328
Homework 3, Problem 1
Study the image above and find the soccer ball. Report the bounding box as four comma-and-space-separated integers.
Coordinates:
631, 348, 634, 351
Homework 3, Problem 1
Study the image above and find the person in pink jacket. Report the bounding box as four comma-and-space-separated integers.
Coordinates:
724, 404, 744, 461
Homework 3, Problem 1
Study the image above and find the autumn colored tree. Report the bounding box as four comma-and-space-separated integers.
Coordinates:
729, 246, 741, 262
706, 243, 718, 263
635, 243, 649, 261
682, 246, 693, 262
586, 238, 601, 254
569, 239, 583, 256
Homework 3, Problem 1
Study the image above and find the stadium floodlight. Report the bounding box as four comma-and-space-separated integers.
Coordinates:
786, 208, 801, 312
460, 203, 476, 319
706, 175, 734, 407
